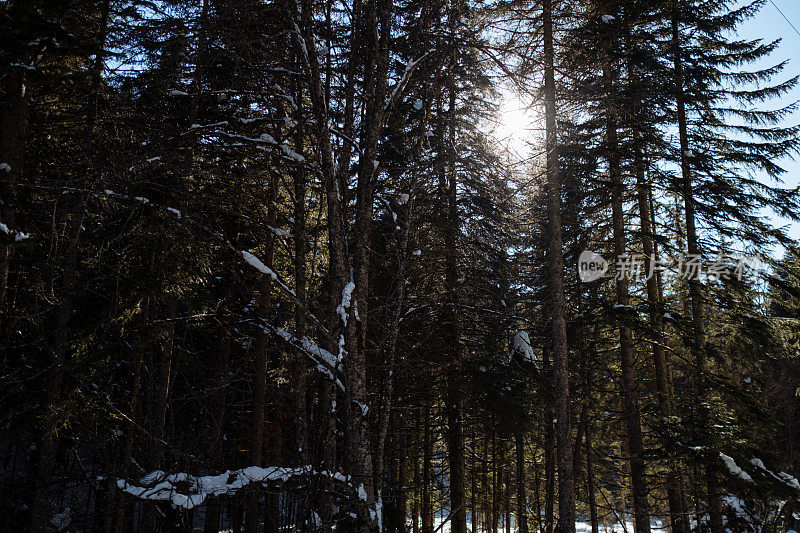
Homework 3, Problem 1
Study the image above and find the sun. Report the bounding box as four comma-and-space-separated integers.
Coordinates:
493, 89, 542, 157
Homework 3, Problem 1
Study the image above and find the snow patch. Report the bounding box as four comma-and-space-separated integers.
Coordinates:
511, 331, 537, 366
720, 453, 752, 481
337, 282, 355, 327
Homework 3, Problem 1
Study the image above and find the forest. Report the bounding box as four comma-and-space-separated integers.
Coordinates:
2, 0, 800, 531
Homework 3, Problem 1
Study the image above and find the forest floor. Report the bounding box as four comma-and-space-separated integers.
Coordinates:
426, 516, 669, 533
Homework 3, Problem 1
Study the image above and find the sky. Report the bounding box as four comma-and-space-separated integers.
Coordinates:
737, 0, 800, 247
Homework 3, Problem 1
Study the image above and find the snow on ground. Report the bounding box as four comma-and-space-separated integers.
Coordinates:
428, 516, 667, 533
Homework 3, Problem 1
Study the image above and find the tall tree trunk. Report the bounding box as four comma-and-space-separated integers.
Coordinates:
472, 430, 478, 532
375, 193, 413, 498
203, 327, 231, 533
244, 169, 278, 533
603, 55, 650, 533
585, 409, 598, 533
543, 348, 555, 533
515, 429, 529, 533
444, 82, 467, 533
30, 211, 82, 533
492, 436, 499, 533
0, 4, 32, 311
542, 0, 575, 529
635, 146, 689, 533
671, 15, 723, 533
413, 413, 421, 533
113, 321, 147, 533
140, 298, 177, 532
422, 403, 434, 533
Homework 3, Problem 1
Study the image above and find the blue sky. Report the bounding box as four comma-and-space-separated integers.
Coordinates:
737, 0, 800, 248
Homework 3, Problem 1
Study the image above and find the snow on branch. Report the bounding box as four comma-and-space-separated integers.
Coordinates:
750, 457, 800, 493
386, 52, 433, 111
719, 453, 752, 481
510, 331, 538, 367
0, 221, 30, 242
117, 466, 348, 510
241, 250, 297, 298
337, 281, 355, 327
219, 131, 305, 162
262, 322, 345, 392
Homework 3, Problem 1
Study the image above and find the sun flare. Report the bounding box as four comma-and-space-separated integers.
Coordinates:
494, 90, 542, 156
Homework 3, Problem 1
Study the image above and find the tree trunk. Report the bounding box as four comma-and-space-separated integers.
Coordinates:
585, 412, 599, 533
635, 146, 689, 533
413, 414, 421, 533
0, 8, 30, 311
542, 0, 575, 530
543, 348, 555, 533
422, 403, 434, 533
471, 430, 478, 532
671, 15, 723, 533
31, 205, 84, 533
603, 53, 650, 533
444, 82, 468, 533
140, 298, 177, 532
203, 327, 231, 533
244, 169, 278, 533
515, 429, 529, 533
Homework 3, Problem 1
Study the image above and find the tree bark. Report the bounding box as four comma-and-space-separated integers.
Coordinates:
444, 81, 468, 533
603, 54, 650, 533
422, 403, 434, 533
635, 146, 690, 533
542, 0, 575, 529
203, 327, 231, 533
543, 348, 555, 533
515, 429, 529, 533
671, 14, 723, 533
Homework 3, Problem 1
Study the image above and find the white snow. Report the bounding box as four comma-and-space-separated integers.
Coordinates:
167, 207, 181, 218
602, 14, 616, 22
50, 507, 72, 531
337, 282, 355, 327
0, 163, 10, 172
118, 466, 349, 510
750, 457, 800, 492
267, 325, 344, 391
413, 249, 421, 256
0, 222, 30, 242
242, 251, 278, 281
387, 52, 430, 107
241, 250, 298, 297
720, 453, 752, 481
268, 225, 292, 238
511, 331, 537, 365
169, 89, 189, 96
413, 99, 423, 110
779, 471, 800, 491
398, 193, 410, 205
